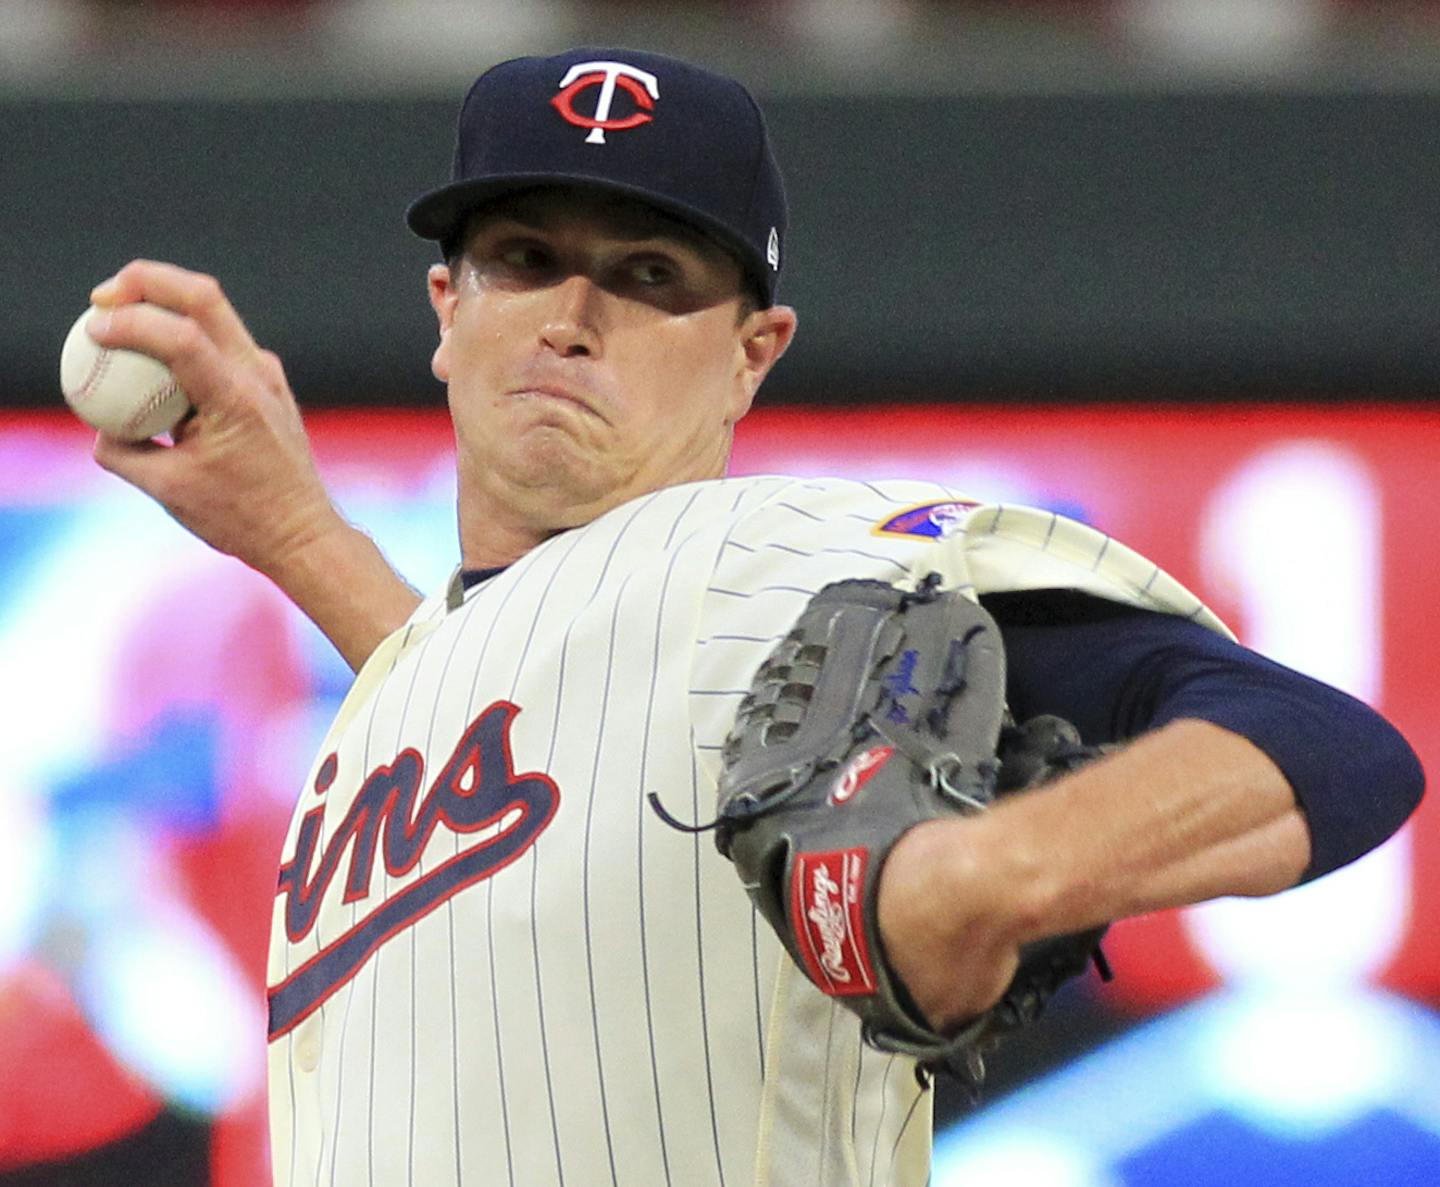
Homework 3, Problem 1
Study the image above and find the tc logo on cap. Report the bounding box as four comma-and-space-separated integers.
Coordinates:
551, 61, 660, 145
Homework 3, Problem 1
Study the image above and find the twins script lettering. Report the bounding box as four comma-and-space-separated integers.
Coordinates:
267, 701, 559, 1038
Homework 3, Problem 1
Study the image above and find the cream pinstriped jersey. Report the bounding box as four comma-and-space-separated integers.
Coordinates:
266, 476, 1221, 1187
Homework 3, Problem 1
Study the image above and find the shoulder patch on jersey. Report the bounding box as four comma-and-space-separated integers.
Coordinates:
872, 499, 979, 540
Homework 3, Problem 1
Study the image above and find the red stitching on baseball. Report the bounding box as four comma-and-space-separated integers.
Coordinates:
72, 348, 111, 405
122, 379, 184, 437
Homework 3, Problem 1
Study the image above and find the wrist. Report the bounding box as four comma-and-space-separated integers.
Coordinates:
943, 798, 1069, 946
887, 811, 1050, 949
254, 517, 422, 671
256, 507, 357, 588
879, 814, 1035, 1030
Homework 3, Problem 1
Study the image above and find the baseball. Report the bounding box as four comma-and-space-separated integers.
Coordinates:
59, 304, 191, 440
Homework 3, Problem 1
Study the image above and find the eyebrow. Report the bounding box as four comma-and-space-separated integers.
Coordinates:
479, 214, 713, 257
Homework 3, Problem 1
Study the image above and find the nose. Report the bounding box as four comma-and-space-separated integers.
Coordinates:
538, 274, 603, 359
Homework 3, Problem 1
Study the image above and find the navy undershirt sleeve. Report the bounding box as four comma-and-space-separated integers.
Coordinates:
979, 589, 1425, 884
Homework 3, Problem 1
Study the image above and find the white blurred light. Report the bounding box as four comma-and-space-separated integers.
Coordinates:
934, 1133, 1119, 1187
0, 492, 198, 789
0, 0, 86, 78
326, 1, 579, 75
1198, 439, 1380, 700
1186, 833, 1411, 987
0, 789, 49, 973
1191, 441, 1406, 987
1202, 987, 1408, 1135
784, 0, 916, 49
1121, 0, 1330, 71
78, 904, 265, 1114
339, 491, 458, 598
0, 495, 203, 977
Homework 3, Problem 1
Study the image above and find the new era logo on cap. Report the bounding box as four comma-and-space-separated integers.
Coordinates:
551, 61, 660, 145
405, 47, 789, 304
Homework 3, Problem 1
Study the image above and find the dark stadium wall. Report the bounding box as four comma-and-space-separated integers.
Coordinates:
5, 91, 1440, 409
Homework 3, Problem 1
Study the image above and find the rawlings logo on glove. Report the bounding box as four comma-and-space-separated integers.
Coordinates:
793, 849, 874, 995
830, 746, 893, 804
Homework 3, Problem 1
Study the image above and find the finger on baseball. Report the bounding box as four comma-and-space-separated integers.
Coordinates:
86, 299, 233, 412
90, 259, 257, 357
92, 432, 171, 494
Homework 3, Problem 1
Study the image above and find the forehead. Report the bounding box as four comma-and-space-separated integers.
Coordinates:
462, 187, 738, 265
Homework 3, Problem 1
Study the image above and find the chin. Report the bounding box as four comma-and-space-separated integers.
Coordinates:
505, 433, 626, 506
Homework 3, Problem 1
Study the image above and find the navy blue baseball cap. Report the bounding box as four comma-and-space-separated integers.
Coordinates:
406, 47, 787, 304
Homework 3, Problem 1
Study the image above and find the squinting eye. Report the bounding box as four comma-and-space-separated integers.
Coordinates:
501, 245, 550, 271
631, 260, 675, 286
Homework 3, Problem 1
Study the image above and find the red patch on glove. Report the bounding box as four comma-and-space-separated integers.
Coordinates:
829, 745, 894, 805
790, 848, 876, 996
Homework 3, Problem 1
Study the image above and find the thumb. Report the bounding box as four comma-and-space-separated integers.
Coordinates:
92, 432, 175, 499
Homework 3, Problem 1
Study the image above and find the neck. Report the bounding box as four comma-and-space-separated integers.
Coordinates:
458, 517, 558, 571
455, 471, 627, 570
454, 440, 735, 570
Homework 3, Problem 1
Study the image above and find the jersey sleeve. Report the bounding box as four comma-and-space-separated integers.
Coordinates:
982, 589, 1426, 884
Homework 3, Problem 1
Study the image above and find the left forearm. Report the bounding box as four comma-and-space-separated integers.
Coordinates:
878, 718, 1312, 1030
880, 595, 1422, 1033
984, 718, 1312, 942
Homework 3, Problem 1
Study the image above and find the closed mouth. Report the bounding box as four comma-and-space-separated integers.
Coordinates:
509, 384, 605, 420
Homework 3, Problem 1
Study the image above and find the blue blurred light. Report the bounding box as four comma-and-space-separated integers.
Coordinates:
49, 709, 221, 834
933, 989, 1440, 1186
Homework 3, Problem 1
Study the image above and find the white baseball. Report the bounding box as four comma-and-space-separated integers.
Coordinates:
59, 304, 192, 441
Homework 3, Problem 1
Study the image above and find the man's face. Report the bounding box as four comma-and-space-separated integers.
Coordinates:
428, 188, 795, 546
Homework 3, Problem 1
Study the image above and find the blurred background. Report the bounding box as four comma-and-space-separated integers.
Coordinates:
3, 1, 1439, 1184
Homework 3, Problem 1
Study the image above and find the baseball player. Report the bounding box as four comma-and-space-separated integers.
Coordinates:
87, 48, 1423, 1186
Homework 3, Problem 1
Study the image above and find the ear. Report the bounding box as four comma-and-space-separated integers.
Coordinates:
427, 262, 460, 383
729, 304, 798, 423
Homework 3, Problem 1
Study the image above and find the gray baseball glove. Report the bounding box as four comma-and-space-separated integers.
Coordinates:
710, 573, 1111, 1085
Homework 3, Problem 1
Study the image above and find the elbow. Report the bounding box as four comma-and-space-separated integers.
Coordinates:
1371, 719, 1425, 840
1299, 716, 1426, 884
1392, 728, 1427, 828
